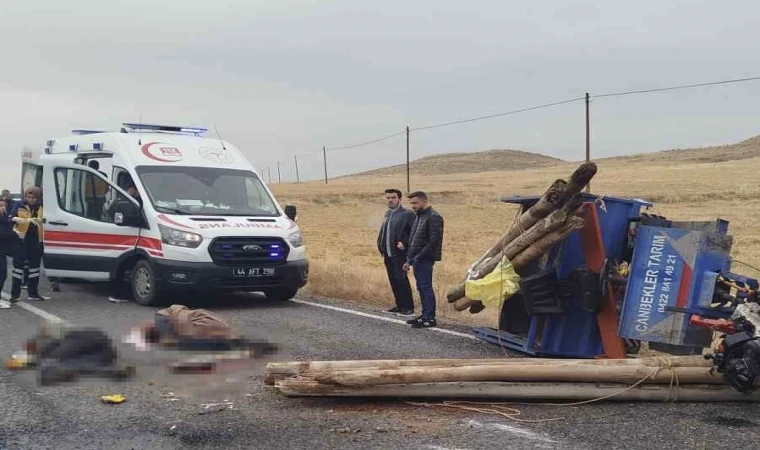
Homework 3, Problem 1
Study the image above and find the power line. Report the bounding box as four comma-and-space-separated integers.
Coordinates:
287, 74, 760, 159
596, 75, 760, 99
327, 130, 406, 151
291, 130, 405, 157
411, 96, 585, 132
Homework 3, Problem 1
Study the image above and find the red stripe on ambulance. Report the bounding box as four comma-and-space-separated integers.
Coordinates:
46, 231, 164, 255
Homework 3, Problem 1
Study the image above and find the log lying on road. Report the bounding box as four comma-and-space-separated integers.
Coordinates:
274, 380, 760, 402
264, 355, 711, 385
311, 364, 725, 387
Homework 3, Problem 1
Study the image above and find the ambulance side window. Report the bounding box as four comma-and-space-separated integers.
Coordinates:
54, 168, 127, 224
21, 163, 43, 194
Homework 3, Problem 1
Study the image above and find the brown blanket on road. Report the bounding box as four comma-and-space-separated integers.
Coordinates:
156, 305, 235, 339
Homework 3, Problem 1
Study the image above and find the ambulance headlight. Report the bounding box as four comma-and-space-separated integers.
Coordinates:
287, 230, 304, 248
158, 224, 203, 248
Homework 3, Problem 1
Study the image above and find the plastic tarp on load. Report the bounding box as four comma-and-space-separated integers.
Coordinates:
464, 255, 521, 308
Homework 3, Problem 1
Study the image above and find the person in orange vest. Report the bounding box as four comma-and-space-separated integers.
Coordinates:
9, 186, 47, 302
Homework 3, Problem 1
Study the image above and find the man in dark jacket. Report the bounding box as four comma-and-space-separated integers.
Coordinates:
403, 191, 444, 328
2, 190, 17, 214
0, 198, 14, 306
377, 189, 416, 316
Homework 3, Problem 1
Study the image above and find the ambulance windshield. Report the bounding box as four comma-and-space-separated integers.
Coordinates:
135, 166, 279, 216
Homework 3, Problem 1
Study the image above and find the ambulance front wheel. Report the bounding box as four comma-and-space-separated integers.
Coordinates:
132, 259, 160, 306
264, 287, 299, 302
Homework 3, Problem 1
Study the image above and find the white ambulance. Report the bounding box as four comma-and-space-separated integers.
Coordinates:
21, 123, 308, 306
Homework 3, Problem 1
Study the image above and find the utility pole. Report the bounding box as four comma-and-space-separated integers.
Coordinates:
277, 161, 281, 183
322, 146, 328, 184
585, 92, 591, 193
406, 125, 411, 193
267, 167, 271, 184
294, 155, 300, 183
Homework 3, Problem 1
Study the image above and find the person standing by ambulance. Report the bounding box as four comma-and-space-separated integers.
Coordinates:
0, 198, 15, 302
9, 186, 47, 302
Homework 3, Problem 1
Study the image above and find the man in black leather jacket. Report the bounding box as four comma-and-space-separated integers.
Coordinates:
403, 191, 444, 328
377, 189, 416, 316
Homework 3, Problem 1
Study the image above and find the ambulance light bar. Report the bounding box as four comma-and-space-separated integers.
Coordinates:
71, 130, 106, 135
122, 123, 208, 136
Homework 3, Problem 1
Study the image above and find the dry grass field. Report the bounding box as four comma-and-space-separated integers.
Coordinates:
271, 136, 760, 329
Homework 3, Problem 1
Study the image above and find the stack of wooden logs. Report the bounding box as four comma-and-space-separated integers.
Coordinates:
265, 356, 760, 402
446, 162, 599, 314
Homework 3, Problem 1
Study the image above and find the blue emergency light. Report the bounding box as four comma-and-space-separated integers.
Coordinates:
69, 144, 78, 152
93, 142, 103, 150
122, 123, 208, 136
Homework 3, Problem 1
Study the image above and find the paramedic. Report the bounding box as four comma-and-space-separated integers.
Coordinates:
10, 186, 46, 302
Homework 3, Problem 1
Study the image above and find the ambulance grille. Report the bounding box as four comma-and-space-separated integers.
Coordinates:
208, 237, 289, 266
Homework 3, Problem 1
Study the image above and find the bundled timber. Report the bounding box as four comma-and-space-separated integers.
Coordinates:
509, 216, 584, 269
468, 179, 568, 273
446, 162, 597, 306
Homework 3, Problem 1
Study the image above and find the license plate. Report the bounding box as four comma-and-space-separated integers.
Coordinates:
233, 267, 275, 278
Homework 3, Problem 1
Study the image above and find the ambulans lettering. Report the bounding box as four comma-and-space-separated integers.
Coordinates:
198, 222, 282, 229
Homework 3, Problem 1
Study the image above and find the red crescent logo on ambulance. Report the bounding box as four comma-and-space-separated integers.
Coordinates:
141, 142, 183, 163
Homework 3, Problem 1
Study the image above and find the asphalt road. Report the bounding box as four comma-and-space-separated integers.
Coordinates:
2, 275, 760, 450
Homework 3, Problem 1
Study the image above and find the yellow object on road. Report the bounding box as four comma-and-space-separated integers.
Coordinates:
4, 357, 25, 370
464, 255, 522, 309
4, 352, 30, 370
101, 394, 126, 404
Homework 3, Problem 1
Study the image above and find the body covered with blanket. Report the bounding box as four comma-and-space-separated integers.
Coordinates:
131, 304, 277, 355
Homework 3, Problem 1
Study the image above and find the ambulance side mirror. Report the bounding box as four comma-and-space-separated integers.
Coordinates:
114, 200, 143, 227
284, 205, 297, 221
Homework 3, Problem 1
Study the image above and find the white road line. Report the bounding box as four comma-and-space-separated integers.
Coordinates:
0, 292, 67, 324
466, 420, 561, 448
1, 291, 477, 341
292, 298, 479, 341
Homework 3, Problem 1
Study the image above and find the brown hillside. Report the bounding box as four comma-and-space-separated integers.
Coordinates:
605, 135, 760, 164
352, 149, 564, 177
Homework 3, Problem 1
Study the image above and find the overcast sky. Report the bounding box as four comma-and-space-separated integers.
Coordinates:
2, 0, 759, 186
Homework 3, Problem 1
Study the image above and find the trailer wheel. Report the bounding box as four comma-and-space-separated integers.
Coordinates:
131, 259, 159, 306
